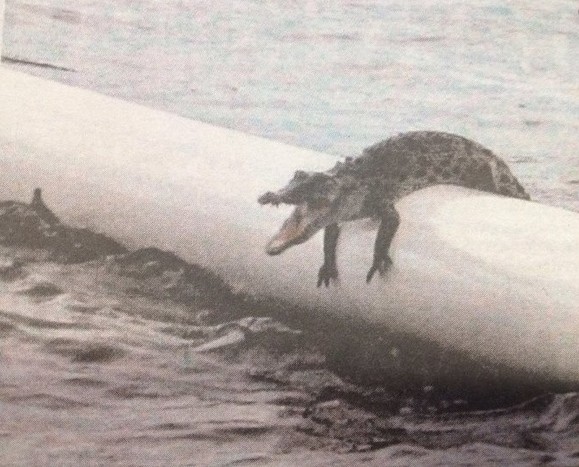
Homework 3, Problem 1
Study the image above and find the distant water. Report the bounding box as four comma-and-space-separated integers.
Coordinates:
3, 0, 578, 210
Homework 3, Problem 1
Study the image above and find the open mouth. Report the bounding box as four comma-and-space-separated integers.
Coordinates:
263, 200, 331, 255
265, 204, 309, 255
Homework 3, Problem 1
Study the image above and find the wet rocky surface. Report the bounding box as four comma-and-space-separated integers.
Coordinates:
0, 189, 127, 264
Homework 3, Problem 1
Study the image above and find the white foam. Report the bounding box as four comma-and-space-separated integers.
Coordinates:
0, 68, 577, 381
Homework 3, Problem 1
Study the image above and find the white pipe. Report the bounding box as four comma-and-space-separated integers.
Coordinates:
0, 69, 577, 382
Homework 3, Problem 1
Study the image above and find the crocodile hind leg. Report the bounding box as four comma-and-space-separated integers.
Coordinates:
366, 204, 400, 283
317, 223, 340, 287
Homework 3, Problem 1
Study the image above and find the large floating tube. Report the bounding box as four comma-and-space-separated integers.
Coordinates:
1, 69, 577, 383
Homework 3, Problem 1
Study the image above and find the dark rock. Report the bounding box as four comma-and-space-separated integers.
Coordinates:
50, 227, 128, 263
111, 247, 233, 306
0, 189, 127, 263
30, 188, 60, 226
0, 199, 57, 248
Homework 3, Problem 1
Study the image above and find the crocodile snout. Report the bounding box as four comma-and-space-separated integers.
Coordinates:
258, 191, 280, 205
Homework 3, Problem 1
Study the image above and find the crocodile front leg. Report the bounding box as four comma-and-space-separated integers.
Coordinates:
366, 204, 400, 283
317, 223, 340, 287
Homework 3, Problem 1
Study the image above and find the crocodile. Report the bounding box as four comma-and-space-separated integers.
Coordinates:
258, 131, 530, 287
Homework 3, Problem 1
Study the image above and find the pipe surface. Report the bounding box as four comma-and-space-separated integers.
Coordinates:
1, 69, 577, 382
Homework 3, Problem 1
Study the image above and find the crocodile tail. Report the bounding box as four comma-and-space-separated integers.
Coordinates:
492, 159, 531, 200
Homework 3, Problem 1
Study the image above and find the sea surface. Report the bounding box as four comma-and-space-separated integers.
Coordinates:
1, 1, 579, 466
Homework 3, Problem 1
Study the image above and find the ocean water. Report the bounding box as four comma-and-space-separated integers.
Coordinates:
3, 0, 578, 211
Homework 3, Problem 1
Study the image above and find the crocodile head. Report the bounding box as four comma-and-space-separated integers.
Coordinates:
258, 170, 346, 255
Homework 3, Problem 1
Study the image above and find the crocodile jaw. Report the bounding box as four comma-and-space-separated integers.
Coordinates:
266, 203, 329, 255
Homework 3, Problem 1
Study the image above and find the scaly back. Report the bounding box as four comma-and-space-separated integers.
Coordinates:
334, 131, 530, 201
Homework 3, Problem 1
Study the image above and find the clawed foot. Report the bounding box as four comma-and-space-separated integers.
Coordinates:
366, 256, 393, 283
317, 263, 339, 287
